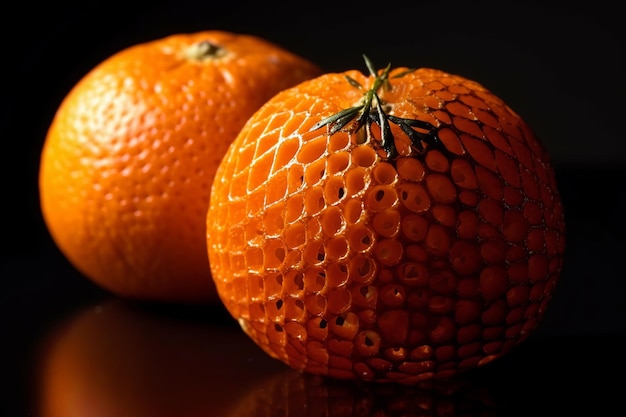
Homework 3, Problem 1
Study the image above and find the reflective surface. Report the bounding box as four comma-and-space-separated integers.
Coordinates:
37, 298, 280, 417
3, 286, 621, 416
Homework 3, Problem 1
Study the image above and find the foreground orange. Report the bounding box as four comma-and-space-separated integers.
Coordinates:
39, 31, 321, 303
207, 57, 566, 383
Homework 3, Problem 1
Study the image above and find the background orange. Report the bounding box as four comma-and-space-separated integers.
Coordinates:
38, 30, 321, 303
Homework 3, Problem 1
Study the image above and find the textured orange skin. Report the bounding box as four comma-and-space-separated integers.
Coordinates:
207, 67, 566, 384
39, 31, 322, 303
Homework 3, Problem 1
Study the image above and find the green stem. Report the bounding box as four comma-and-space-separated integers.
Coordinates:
311, 55, 440, 160
184, 40, 225, 61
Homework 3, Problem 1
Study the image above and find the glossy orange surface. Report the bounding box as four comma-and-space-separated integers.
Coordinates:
207, 63, 566, 383
39, 31, 321, 304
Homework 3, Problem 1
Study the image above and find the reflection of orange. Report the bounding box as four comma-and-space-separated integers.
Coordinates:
39, 31, 322, 303
232, 368, 499, 416
38, 298, 287, 417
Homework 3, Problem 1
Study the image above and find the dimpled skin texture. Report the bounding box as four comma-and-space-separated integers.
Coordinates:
39, 31, 322, 303
207, 67, 566, 384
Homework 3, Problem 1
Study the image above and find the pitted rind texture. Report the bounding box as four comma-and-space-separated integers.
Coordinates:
40, 31, 323, 303
207, 68, 566, 384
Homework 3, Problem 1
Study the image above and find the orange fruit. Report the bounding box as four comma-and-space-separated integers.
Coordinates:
39, 31, 322, 303
207, 57, 566, 384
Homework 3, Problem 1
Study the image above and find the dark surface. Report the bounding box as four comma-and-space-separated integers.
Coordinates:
2, 1, 625, 416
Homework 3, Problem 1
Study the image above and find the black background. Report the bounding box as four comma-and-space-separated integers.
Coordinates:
2, 1, 625, 415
